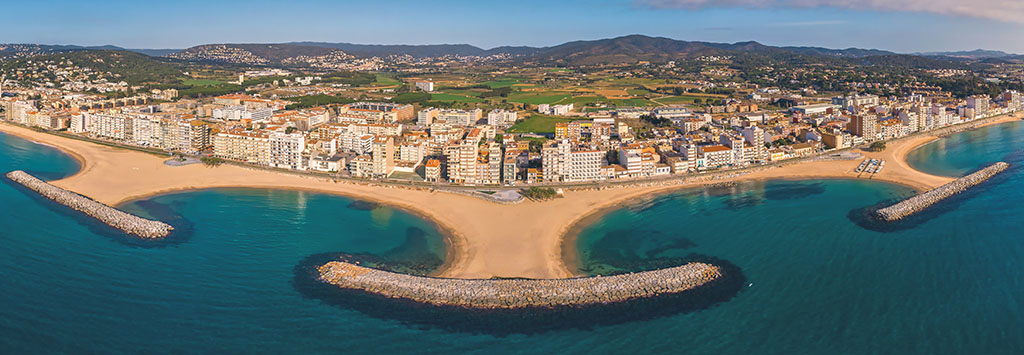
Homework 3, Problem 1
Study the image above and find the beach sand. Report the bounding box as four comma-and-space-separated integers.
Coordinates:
2, 115, 1015, 279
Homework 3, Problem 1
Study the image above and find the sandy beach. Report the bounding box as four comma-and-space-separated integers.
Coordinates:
1, 115, 1016, 279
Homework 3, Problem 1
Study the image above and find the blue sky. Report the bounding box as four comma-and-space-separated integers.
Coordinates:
4, 0, 1022, 53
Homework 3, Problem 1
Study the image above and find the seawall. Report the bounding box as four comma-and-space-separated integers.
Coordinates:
874, 162, 1009, 221
318, 261, 721, 309
6, 170, 173, 238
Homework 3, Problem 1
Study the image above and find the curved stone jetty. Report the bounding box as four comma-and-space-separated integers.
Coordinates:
317, 261, 721, 309
875, 162, 1009, 221
6, 170, 173, 238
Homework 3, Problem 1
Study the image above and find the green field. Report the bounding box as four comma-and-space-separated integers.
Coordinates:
441, 88, 485, 97
373, 74, 401, 86
182, 79, 227, 86
559, 95, 612, 107
507, 114, 574, 134
430, 93, 484, 103
482, 78, 525, 88
507, 93, 570, 105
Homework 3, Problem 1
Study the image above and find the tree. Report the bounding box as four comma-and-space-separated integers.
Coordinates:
200, 157, 224, 167
521, 187, 560, 201
869, 142, 887, 152
693, 98, 702, 105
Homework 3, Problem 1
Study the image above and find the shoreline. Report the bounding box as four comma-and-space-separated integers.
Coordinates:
0, 114, 1017, 279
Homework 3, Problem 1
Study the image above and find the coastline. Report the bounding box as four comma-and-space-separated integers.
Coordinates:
0, 114, 1016, 279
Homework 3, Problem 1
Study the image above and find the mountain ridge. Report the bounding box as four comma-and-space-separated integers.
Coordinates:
2, 35, 1015, 67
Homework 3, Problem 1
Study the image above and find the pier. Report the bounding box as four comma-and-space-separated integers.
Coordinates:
6, 170, 173, 238
318, 261, 721, 309
874, 162, 1009, 221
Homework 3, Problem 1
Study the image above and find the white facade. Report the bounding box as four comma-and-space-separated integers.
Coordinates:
269, 132, 306, 170
487, 109, 518, 127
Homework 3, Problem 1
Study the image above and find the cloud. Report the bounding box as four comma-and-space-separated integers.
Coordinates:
637, 0, 1024, 23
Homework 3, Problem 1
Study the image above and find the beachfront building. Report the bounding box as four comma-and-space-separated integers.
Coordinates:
424, 159, 441, 182
371, 136, 395, 177
444, 139, 478, 184
85, 112, 134, 141
966, 95, 991, 118
541, 139, 571, 182
700, 145, 733, 169
269, 132, 306, 170
348, 155, 374, 178
848, 114, 879, 141
503, 152, 518, 184
741, 126, 766, 163
567, 149, 604, 182
214, 129, 271, 165
131, 116, 162, 147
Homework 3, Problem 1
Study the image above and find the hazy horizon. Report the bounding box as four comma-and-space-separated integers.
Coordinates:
5, 0, 1024, 54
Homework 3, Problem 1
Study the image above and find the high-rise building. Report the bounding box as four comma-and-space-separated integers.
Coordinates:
214, 130, 270, 165
848, 114, 879, 141
85, 113, 134, 141
541, 139, 571, 182
966, 95, 990, 118
741, 126, 766, 163
269, 132, 306, 170
371, 135, 395, 177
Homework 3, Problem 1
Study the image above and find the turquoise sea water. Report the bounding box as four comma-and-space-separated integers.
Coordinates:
2, 120, 1024, 353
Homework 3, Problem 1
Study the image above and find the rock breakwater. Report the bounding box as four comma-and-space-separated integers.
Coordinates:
874, 162, 1009, 221
6, 170, 173, 238
318, 261, 721, 309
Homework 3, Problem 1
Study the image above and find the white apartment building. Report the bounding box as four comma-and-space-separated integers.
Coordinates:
567, 150, 604, 182
538, 104, 573, 115
487, 109, 518, 127
214, 130, 270, 165
213, 105, 275, 122
269, 132, 306, 170
417, 107, 439, 126
439, 108, 483, 126
86, 113, 133, 141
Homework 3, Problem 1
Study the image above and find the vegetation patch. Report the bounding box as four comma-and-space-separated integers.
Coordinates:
508, 114, 574, 134
521, 187, 561, 201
